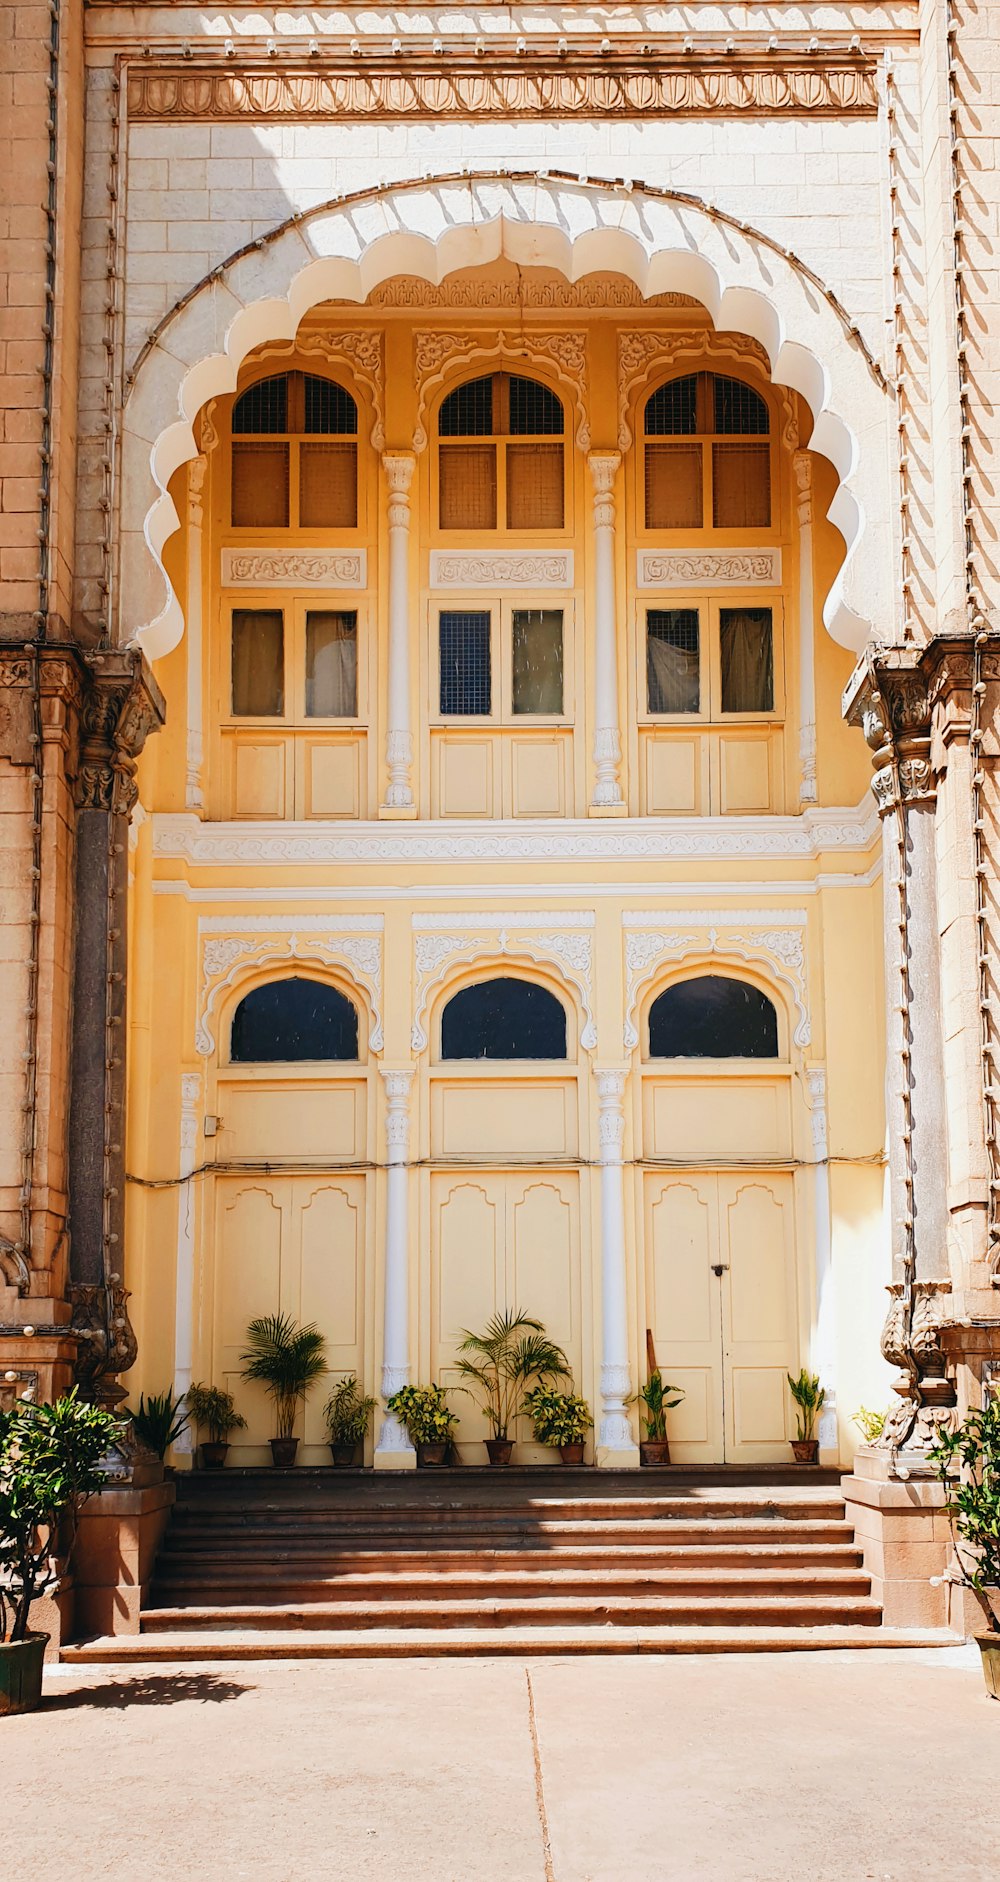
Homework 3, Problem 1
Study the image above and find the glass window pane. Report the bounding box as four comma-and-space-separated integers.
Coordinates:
647, 610, 700, 714
506, 444, 564, 529
441, 978, 567, 1060
712, 442, 771, 527
645, 442, 703, 529
508, 376, 564, 436
232, 610, 284, 717
231, 442, 289, 527
299, 442, 358, 528
720, 608, 774, 713
439, 376, 494, 436
439, 444, 497, 530
645, 375, 698, 436
713, 376, 770, 436
512, 610, 563, 715
648, 976, 778, 1059
306, 611, 357, 718
232, 376, 287, 435
304, 376, 357, 435
439, 611, 491, 716
231, 977, 359, 1062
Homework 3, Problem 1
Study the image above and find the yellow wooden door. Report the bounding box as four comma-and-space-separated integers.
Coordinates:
645, 1173, 725, 1463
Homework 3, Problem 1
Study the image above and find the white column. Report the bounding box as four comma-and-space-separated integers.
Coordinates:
375, 1066, 417, 1466
595, 1069, 640, 1465
795, 450, 818, 807
380, 452, 416, 815
172, 1072, 201, 1455
185, 456, 206, 811
805, 1065, 837, 1455
588, 451, 625, 812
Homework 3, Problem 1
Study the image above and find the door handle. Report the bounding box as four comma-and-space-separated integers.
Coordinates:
711, 1264, 729, 1277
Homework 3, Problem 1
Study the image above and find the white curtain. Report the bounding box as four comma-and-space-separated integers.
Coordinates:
720, 610, 773, 713
306, 612, 357, 718
647, 635, 699, 714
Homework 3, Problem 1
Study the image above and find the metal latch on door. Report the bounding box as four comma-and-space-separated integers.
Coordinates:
711, 1264, 730, 1277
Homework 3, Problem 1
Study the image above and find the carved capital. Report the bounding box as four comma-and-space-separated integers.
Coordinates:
588, 451, 621, 528
383, 450, 416, 515
75, 652, 166, 816
68, 1279, 138, 1406
878, 1282, 956, 1458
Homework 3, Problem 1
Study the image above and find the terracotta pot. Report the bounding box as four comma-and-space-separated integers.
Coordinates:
486, 1438, 514, 1467
559, 1442, 585, 1466
977, 1633, 1000, 1700
639, 1438, 671, 1468
330, 1440, 357, 1467
270, 1437, 299, 1467
417, 1441, 447, 1468
200, 1441, 229, 1470
0, 1633, 48, 1717
791, 1438, 820, 1464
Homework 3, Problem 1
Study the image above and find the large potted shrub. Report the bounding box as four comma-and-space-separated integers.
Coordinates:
185, 1382, 247, 1469
522, 1386, 593, 1465
128, 1388, 189, 1464
455, 1309, 570, 1466
0, 1389, 123, 1715
385, 1384, 456, 1466
324, 1375, 376, 1466
787, 1369, 825, 1464
930, 1395, 1000, 1697
239, 1314, 327, 1466
632, 1370, 684, 1466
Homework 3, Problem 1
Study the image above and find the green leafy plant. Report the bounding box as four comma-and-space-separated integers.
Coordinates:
385, 1384, 456, 1446
929, 1395, 1000, 1635
185, 1382, 247, 1445
0, 1390, 124, 1643
631, 1370, 684, 1441
324, 1375, 376, 1448
239, 1314, 327, 1440
787, 1369, 825, 1442
454, 1309, 570, 1440
128, 1388, 189, 1460
852, 1405, 887, 1444
522, 1386, 593, 1448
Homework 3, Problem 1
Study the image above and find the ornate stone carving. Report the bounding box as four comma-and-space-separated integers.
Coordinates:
364, 276, 699, 312
196, 917, 384, 1056
637, 550, 781, 589
878, 1282, 957, 1456
126, 62, 879, 125
617, 328, 795, 451
621, 912, 810, 1052
410, 914, 597, 1054
75, 653, 167, 815
413, 329, 589, 451
69, 1279, 138, 1407
430, 551, 573, 590
221, 549, 365, 589
256, 329, 385, 450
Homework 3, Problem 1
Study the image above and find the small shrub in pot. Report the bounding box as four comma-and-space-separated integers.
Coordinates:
324, 1375, 376, 1466
385, 1384, 456, 1466
185, 1382, 246, 1469
787, 1369, 825, 1464
631, 1370, 684, 1466
930, 1395, 1000, 1697
522, 1386, 593, 1465
127, 1387, 189, 1462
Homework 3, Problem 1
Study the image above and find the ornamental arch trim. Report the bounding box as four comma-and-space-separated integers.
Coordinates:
196, 919, 384, 1058
411, 915, 597, 1056
621, 912, 810, 1056
121, 172, 891, 662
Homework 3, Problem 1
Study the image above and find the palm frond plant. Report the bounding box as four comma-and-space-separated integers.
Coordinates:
454, 1310, 570, 1459
239, 1314, 327, 1462
128, 1388, 189, 1460
324, 1375, 376, 1463
787, 1369, 825, 1442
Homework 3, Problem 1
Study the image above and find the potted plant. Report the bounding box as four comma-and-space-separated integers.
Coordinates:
0, 1389, 123, 1714
788, 1368, 825, 1463
127, 1387, 189, 1463
930, 1394, 1000, 1697
632, 1370, 684, 1466
324, 1375, 376, 1466
185, 1382, 247, 1469
385, 1384, 456, 1466
522, 1385, 593, 1465
239, 1313, 327, 1466
455, 1309, 570, 1466
852, 1405, 887, 1445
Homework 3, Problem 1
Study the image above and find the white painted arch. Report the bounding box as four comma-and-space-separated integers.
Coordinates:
122, 171, 893, 661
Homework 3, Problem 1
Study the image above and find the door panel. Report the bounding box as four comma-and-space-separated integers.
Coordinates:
720, 1176, 797, 1458
645, 1176, 723, 1462
300, 1180, 365, 1444
216, 1181, 285, 1443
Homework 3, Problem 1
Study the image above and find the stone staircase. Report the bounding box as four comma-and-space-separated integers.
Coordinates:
61, 1466, 947, 1661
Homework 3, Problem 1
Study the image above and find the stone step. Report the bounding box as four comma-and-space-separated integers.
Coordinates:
139, 1593, 883, 1631
154, 1541, 864, 1572
150, 1568, 872, 1605
164, 1516, 854, 1547
171, 1493, 847, 1523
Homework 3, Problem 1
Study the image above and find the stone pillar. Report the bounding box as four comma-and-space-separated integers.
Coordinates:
374, 1066, 416, 1467
804, 1066, 837, 1454
595, 1069, 639, 1466
184, 456, 207, 811
67, 653, 164, 1409
588, 452, 625, 814
794, 452, 818, 806
380, 452, 416, 817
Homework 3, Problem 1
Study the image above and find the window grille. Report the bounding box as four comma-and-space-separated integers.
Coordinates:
231, 977, 360, 1063
646, 609, 700, 714
719, 607, 774, 712
439, 444, 497, 530
299, 442, 358, 528
512, 610, 564, 715
304, 375, 357, 435
305, 611, 357, 718
714, 375, 769, 436
231, 442, 290, 528
648, 976, 778, 1059
231, 610, 284, 717
439, 376, 494, 437
644, 442, 702, 530
506, 443, 564, 530
644, 375, 698, 436
440, 977, 568, 1060
508, 375, 564, 436
232, 375, 288, 435
439, 611, 492, 716
712, 442, 771, 528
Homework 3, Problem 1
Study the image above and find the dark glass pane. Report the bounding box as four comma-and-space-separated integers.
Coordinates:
304, 375, 358, 435
713, 375, 770, 436
232, 375, 287, 434
645, 375, 698, 436
439, 376, 494, 436
646, 609, 700, 714
720, 608, 774, 712
441, 977, 567, 1060
439, 611, 491, 716
648, 976, 779, 1059
508, 375, 564, 435
230, 977, 359, 1062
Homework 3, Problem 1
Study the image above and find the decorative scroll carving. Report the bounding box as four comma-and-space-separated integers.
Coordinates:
413, 329, 589, 452
430, 551, 573, 590
878, 1281, 957, 1455
617, 328, 797, 451
256, 329, 385, 450
196, 917, 384, 1056
364, 276, 699, 312
69, 1280, 138, 1408
638, 550, 781, 589
126, 63, 879, 124
410, 914, 597, 1054
221, 549, 366, 589
621, 911, 810, 1052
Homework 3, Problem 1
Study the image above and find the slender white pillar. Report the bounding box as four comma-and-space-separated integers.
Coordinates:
172, 1072, 201, 1455
375, 1066, 417, 1466
804, 1065, 837, 1456
588, 451, 625, 811
595, 1069, 640, 1465
185, 456, 207, 811
380, 452, 416, 814
795, 451, 818, 807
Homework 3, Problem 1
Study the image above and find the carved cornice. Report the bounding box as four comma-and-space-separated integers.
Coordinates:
126, 61, 878, 124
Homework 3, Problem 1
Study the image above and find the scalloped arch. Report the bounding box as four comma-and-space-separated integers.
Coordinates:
122, 172, 892, 660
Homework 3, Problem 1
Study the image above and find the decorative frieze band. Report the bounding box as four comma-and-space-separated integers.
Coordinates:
429, 551, 573, 590
637, 550, 781, 589
126, 62, 878, 123
221, 549, 366, 589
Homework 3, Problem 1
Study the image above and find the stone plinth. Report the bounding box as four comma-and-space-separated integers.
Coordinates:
842, 1450, 956, 1633
71, 1481, 175, 1639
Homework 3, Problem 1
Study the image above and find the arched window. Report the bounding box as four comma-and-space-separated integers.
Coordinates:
643, 371, 771, 532
440, 977, 568, 1060
230, 977, 360, 1063
231, 370, 359, 530
437, 372, 565, 532
648, 976, 779, 1060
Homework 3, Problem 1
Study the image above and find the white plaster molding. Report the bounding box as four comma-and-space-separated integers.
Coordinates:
255, 328, 385, 451
429, 551, 573, 590
414, 912, 594, 932
637, 549, 781, 589
412, 327, 589, 453
221, 548, 366, 589
804, 1064, 830, 1160
622, 915, 811, 1052
195, 919, 384, 1056
617, 328, 798, 453
172, 1070, 202, 1453
410, 919, 597, 1054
